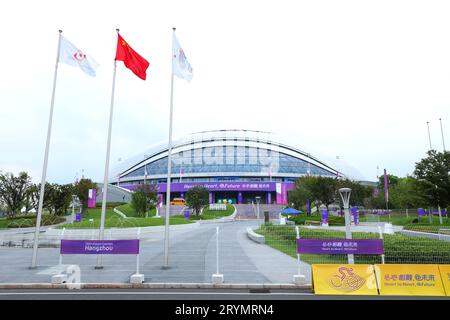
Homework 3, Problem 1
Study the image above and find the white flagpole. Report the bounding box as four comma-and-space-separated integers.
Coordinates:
439, 118, 446, 152
96, 29, 119, 269
30, 29, 62, 268
163, 27, 176, 268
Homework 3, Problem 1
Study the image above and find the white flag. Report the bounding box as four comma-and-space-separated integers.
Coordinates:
59, 35, 99, 77
172, 33, 193, 81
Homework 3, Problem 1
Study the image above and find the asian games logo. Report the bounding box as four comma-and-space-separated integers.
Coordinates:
328, 266, 366, 292
178, 48, 192, 73
73, 50, 87, 62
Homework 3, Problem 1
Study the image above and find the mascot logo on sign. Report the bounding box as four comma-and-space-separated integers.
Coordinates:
328, 266, 366, 292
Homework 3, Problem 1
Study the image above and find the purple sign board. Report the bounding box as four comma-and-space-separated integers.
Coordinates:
75, 213, 81, 223
60, 240, 140, 255
184, 210, 190, 220
321, 209, 328, 224
351, 207, 359, 225
418, 208, 425, 216
297, 239, 384, 255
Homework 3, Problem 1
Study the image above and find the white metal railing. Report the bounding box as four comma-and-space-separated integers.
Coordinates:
209, 204, 226, 211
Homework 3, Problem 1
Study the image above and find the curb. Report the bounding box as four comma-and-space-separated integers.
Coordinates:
0, 283, 312, 290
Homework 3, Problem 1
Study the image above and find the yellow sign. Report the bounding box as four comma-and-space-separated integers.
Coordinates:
312, 264, 378, 295
374, 264, 446, 296
438, 265, 450, 296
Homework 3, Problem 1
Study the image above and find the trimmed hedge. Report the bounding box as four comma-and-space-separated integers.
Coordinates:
255, 225, 450, 265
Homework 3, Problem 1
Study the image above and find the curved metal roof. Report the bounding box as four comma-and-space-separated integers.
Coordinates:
110, 129, 365, 181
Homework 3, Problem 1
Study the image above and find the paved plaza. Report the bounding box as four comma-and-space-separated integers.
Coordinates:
0, 218, 311, 285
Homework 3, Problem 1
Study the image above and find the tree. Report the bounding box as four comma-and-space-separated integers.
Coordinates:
131, 184, 157, 217
73, 178, 97, 215
186, 186, 209, 216
0, 172, 32, 217
336, 179, 372, 207
49, 184, 74, 215
290, 176, 341, 214
23, 183, 39, 214
390, 176, 425, 209
413, 150, 450, 208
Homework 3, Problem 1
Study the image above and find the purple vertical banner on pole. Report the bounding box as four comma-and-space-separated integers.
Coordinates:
238, 192, 243, 204
75, 212, 81, 223
184, 209, 190, 220
88, 189, 96, 208
306, 200, 310, 215
384, 169, 389, 208
351, 206, 359, 225
321, 209, 328, 225
209, 192, 213, 204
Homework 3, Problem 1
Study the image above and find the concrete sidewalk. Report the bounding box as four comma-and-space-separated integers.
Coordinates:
0, 220, 309, 285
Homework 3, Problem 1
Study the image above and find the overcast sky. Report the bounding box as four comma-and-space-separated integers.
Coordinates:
0, 0, 448, 184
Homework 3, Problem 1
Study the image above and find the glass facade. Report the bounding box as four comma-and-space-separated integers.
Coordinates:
122, 146, 335, 179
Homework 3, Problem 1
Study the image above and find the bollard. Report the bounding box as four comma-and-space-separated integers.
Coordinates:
377, 226, 385, 264
130, 228, 144, 284
293, 226, 306, 285
212, 226, 224, 284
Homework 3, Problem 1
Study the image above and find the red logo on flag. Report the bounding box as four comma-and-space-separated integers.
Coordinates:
73, 50, 86, 62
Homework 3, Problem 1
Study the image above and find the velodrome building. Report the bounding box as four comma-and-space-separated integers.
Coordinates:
110, 130, 363, 205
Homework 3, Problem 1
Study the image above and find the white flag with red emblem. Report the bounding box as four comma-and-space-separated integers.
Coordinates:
172, 33, 193, 82
59, 35, 99, 77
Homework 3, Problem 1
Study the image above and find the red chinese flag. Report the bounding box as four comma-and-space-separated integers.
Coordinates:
115, 34, 150, 80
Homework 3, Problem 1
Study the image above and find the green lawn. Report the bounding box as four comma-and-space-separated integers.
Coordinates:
361, 213, 450, 226
0, 214, 65, 228
287, 212, 450, 228
287, 214, 345, 226
115, 203, 157, 218
188, 204, 235, 221
255, 224, 450, 265
56, 205, 193, 229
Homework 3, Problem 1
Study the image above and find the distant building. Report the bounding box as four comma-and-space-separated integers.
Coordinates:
110, 130, 365, 205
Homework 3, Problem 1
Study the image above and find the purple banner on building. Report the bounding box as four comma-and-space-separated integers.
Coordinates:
60, 240, 140, 255
297, 239, 384, 255
124, 181, 294, 192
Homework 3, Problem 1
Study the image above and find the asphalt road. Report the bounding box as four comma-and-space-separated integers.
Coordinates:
0, 288, 448, 300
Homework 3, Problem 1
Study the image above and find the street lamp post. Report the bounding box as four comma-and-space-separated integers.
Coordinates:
339, 188, 354, 264
255, 196, 261, 219
435, 184, 443, 225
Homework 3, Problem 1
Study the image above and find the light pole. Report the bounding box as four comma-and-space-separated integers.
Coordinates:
439, 118, 446, 152
418, 179, 443, 225
255, 196, 261, 219
435, 184, 443, 225
426, 121, 432, 150
71, 195, 76, 223
339, 187, 354, 264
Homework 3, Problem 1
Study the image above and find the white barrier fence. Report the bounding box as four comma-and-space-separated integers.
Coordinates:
209, 204, 226, 211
